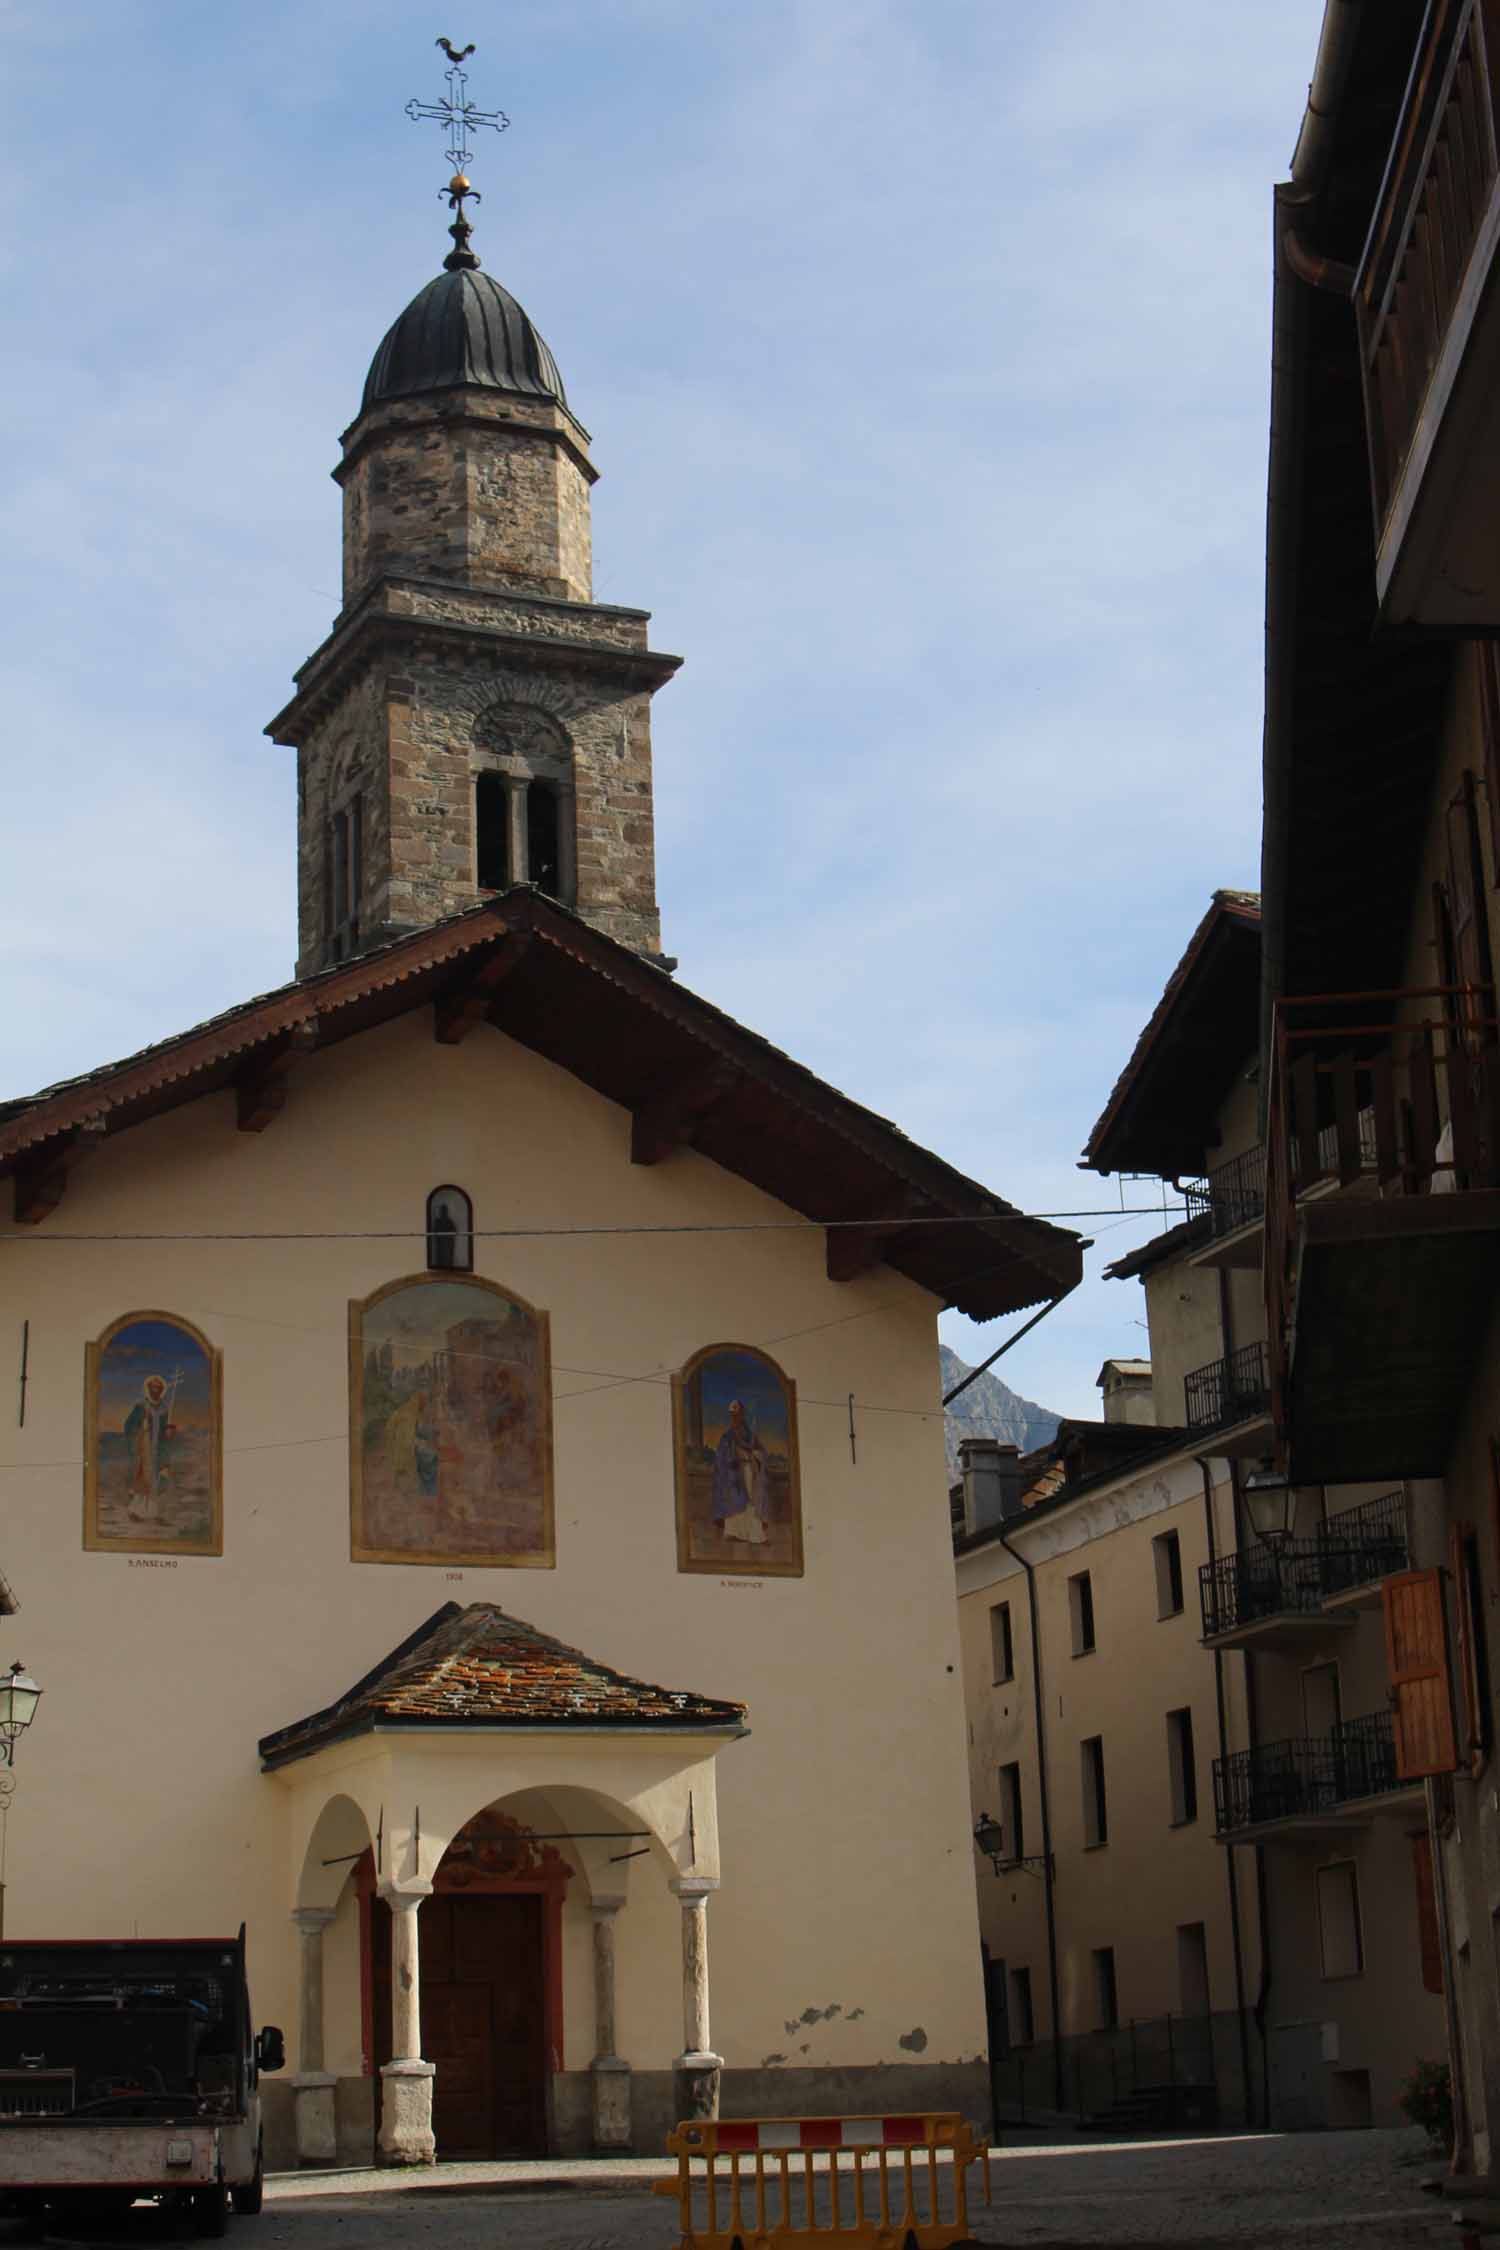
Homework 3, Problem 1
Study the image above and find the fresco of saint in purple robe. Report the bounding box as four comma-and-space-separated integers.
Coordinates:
675, 1345, 802, 1576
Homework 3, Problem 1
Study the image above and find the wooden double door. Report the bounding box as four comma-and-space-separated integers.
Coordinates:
374, 1892, 547, 2156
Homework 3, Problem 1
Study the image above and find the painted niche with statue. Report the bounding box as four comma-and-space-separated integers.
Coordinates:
673, 1343, 802, 1577
349, 1275, 554, 1568
85, 1312, 222, 1556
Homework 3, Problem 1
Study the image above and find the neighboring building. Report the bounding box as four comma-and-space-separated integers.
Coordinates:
956, 890, 1445, 2132
1255, 0, 1500, 2184
0, 171, 1082, 2172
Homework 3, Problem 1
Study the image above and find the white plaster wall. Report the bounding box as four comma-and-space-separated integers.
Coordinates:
0, 1010, 985, 2083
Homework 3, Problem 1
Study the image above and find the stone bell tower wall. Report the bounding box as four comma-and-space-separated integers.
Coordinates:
338, 391, 596, 607
288, 584, 667, 977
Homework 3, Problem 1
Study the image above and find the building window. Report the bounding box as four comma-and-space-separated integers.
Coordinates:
990, 1600, 1014, 1683
475, 773, 510, 891
1152, 1529, 1184, 1618
998, 1761, 1024, 1865
425, 1185, 474, 1273
1092, 1945, 1119, 2030
1010, 1965, 1035, 2047
1317, 1861, 1364, 1979
329, 792, 364, 960
1082, 1735, 1108, 1848
1167, 1707, 1198, 1826
527, 781, 561, 900
1069, 1570, 1096, 1656
1177, 1922, 1210, 2018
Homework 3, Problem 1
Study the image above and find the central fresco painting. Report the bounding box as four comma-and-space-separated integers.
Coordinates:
350, 1276, 554, 1567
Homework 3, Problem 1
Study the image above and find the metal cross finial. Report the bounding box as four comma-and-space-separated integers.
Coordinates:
406, 38, 510, 271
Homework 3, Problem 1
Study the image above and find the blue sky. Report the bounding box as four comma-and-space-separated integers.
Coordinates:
1, 0, 1320, 1420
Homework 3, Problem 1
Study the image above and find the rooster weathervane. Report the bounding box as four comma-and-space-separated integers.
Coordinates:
406, 37, 510, 271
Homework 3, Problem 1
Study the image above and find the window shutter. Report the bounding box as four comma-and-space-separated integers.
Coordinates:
1382, 1567, 1459, 1779
1410, 1831, 1444, 1995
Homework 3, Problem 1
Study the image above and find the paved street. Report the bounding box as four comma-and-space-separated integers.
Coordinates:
0, 2126, 1453, 2248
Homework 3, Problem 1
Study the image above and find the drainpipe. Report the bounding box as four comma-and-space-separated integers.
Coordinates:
1198, 1454, 1256, 2127
1426, 1774, 1470, 2172
996, 1517, 1064, 2114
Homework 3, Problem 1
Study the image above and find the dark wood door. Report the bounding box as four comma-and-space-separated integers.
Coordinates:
372, 1892, 547, 2157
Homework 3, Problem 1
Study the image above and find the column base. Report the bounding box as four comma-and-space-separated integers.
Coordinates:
377, 2059, 436, 2166
291, 2071, 338, 2166
591, 2055, 632, 2149
673, 2051, 723, 2124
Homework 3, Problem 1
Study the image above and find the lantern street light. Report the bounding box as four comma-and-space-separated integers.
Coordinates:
973, 1812, 1053, 1881
1242, 1466, 1298, 1551
0, 1665, 41, 1768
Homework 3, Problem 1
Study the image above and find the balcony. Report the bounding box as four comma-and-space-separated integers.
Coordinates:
1356, 0, 1500, 626
1183, 1146, 1266, 1269
1198, 1490, 1410, 1650
1183, 1341, 1270, 1453
1212, 1711, 1422, 1841
1266, 992, 1500, 1481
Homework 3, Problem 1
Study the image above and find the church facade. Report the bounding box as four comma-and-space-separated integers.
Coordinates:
0, 209, 1079, 2171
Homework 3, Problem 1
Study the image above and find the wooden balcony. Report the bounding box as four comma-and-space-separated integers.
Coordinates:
1212, 1711, 1423, 1842
1266, 990, 1500, 1481
1356, 0, 1500, 625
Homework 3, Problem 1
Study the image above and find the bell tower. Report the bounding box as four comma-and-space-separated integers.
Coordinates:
267, 55, 680, 976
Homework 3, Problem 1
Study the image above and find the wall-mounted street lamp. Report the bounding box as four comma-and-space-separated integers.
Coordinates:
1242, 1465, 1298, 1551
973, 1812, 1053, 1882
0, 1667, 41, 1768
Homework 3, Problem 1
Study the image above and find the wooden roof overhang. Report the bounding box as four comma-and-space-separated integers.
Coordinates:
0, 890, 1080, 1322
1082, 894, 1262, 1181
265, 575, 682, 747
1261, 0, 1455, 1023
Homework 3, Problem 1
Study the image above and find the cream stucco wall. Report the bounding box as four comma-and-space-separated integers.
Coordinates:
0, 1007, 987, 2131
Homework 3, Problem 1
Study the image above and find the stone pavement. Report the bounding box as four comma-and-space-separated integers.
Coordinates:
0, 2126, 1454, 2247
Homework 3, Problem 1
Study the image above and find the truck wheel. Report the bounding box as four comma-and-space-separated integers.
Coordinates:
231, 2141, 264, 2217
193, 2184, 230, 2238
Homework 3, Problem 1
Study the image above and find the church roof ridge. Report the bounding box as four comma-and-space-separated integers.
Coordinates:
0, 888, 1082, 1323
258, 1600, 747, 1767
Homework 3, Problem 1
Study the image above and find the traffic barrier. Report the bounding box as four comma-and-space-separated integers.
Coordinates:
652, 2111, 991, 2249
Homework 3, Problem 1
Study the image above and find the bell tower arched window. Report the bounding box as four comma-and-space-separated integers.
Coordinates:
426, 1186, 474, 1273
527, 783, 561, 900
472, 704, 576, 909
475, 773, 510, 891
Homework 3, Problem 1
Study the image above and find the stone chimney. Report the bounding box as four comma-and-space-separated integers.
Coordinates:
958, 1438, 1024, 1537
1097, 1359, 1156, 1428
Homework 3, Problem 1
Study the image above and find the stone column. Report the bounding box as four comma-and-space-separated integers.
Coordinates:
291, 1907, 338, 2166
590, 1900, 631, 2149
557, 784, 578, 908
670, 1878, 722, 2122
377, 1879, 435, 2166
505, 774, 529, 886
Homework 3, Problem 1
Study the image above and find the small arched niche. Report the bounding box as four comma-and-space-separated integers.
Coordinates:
426, 1185, 474, 1274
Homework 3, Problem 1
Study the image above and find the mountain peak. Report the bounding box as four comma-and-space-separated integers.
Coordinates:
939, 1345, 1060, 1479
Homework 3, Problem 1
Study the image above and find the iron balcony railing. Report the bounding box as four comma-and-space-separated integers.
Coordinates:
1212, 1710, 1405, 1835
1183, 1341, 1270, 1434
1184, 1145, 1267, 1239
1198, 1490, 1409, 1638
1318, 1489, 1410, 1596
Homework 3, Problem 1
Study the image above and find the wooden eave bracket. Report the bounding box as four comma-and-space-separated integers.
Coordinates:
630, 1065, 737, 1166
12, 1116, 107, 1225
236, 1019, 319, 1133
433, 936, 530, 1045
826, 1193, 933, 1283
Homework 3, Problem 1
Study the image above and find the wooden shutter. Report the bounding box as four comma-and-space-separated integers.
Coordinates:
1478, 644, 1500, 882
1448, 774, 1496, 1048
1410, 1831, 1444, 1995
1383, 1568, 1460, 1778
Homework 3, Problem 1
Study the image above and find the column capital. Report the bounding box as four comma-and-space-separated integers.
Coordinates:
591, 1895, 625, 1921
378, 1877, 434, 1909
670, 1875, 717, 1903
291, 1906, 337, 1933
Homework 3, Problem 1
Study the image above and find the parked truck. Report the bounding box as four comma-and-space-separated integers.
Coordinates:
0, 1932, 284, 2235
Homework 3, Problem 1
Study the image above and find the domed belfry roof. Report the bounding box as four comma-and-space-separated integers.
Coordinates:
360, 265, 569, 416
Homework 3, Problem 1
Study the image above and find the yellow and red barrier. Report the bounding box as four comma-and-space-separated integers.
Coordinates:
652, 2111, 991, 2249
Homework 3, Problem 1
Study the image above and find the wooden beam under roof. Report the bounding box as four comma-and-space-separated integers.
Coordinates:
630, 1064, 736, 1166
12, 1118, 107, 1225
433, 936, 530, 1045
235, 1019, 319, 1132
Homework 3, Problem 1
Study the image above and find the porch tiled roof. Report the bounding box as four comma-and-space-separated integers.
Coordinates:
259, 1603, 747, 1768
